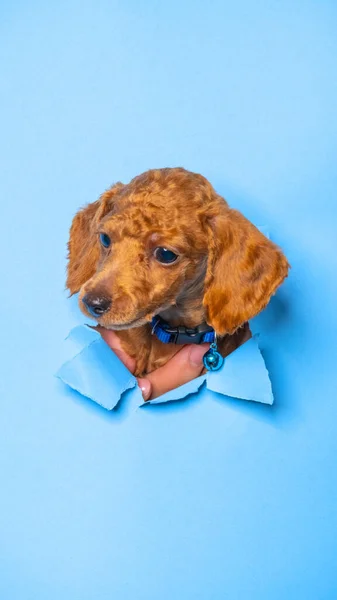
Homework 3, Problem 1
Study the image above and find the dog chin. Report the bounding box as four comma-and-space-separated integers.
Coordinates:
103, 316, 150, 331
102, 304, 173, 330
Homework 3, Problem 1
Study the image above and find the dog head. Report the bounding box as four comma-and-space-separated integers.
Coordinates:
67, 168, 289, 333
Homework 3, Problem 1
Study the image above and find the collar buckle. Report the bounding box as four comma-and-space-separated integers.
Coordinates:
173, 327, 205, 345
151, 316, 214, 345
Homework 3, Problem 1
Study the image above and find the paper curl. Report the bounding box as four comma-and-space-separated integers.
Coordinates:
56, 327, 273, 410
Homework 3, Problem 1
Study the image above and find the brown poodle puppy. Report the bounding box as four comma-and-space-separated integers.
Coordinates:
67, 168, 289, 377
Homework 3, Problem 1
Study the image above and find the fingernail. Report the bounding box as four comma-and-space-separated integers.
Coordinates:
138, 378, 151, 401
189, 345, 207, 367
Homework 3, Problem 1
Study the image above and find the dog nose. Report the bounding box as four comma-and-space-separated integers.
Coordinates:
82, 293, 111, 317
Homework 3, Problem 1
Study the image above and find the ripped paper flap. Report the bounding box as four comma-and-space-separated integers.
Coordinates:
56, 327, 273, 410
206, 335, 273, 404
56, 326, 137, 409
146, 336, 273, 406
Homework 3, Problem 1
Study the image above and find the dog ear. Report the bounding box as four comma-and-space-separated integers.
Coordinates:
66, 184, 123, 294
203, 208, 289, 335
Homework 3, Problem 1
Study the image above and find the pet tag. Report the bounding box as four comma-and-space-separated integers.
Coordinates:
203, 341, 224, 372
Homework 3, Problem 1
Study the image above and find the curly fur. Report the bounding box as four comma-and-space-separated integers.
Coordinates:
67, 168, 289, 376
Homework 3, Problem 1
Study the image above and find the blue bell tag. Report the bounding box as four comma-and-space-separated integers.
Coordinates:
203, 341, 224, 372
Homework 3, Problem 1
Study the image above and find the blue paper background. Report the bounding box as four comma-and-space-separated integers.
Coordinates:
1, 1, 337, 598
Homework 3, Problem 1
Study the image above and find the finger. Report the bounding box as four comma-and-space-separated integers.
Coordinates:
137, 378, 152, 401
96, 326, 137, 374
141, 343, 209, 400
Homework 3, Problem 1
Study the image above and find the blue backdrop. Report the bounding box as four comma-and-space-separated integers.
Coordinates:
1, 1, 337, 598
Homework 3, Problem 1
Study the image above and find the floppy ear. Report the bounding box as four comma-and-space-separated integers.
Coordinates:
66, 183, 123, 294
203, 208, 290, 335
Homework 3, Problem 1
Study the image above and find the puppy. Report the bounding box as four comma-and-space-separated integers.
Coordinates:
67, 168, 289, 377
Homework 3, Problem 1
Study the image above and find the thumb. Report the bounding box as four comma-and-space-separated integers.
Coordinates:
138, 343, 209, 401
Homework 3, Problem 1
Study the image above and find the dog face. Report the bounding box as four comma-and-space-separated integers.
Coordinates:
67, 168, 289, 334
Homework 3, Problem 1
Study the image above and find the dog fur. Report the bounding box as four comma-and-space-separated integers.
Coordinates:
67, 168, 289, 376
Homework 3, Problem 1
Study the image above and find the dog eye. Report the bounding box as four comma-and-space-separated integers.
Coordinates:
99, 233, 111, 248
154, 247, 178, 264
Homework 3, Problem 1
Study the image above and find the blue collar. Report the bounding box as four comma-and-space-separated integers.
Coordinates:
151, 315, 215, 345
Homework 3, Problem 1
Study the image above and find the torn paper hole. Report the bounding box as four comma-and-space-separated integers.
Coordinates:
56, 326, 273, 410
57, 225, 273, 410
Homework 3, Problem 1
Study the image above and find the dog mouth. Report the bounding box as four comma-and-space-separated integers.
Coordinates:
94, 303, 175, 331
95, 309, 155, 330
103, 316, 150, 330
80, 291, 175, 330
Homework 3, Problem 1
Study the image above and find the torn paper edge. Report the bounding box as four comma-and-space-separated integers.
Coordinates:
55, 336, 138, 410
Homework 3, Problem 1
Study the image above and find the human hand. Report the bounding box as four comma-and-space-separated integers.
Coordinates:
97, 327, 209, 401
